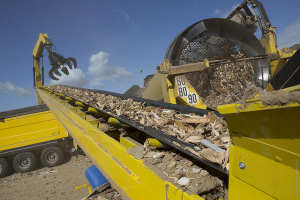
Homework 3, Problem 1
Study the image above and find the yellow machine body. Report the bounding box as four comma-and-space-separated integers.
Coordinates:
218, 85, 300, 199
37, 87, 204, 200
0, 109, 68, 153
259, 26, 296, 77
142, 60, 207, 109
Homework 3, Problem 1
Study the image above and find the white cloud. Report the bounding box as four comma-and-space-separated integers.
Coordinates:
0, 81, 34, 96
119, 8, 130, 21
214, 3, 240, 18
50, 68, 87, 87
115, 8, 138, 29
88, 51, 132, 88
277, 19, 300, 49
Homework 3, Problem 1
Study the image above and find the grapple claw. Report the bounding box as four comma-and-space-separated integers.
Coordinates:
46, 48, 77, 81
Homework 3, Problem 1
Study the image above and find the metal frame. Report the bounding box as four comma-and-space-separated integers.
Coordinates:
37, 87, 203, 200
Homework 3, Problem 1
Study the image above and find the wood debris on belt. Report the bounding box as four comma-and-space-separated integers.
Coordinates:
186, 59, 261, 109
46, 85, 230, 171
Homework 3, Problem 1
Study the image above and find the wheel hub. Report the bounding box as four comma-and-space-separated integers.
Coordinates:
20, 157, 31, 168
46, 151, 57, 163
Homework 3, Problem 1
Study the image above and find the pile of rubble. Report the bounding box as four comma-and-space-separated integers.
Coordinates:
46, 85, 230, 170
127, 146, 225, 199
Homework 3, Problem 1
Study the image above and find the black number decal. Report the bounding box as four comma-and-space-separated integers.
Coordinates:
181, 78, 186, 85
188, 93, 198, 104
178, 87, 188, 97
176, 76, 186, 86
176, 78, 181, 86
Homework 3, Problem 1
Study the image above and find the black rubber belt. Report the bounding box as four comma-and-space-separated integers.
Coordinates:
45, 86, 228, 177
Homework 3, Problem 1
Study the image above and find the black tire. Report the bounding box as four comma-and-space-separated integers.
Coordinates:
40, 146, 64, 167
0, 158, 9, 178
13, 152, 37, 173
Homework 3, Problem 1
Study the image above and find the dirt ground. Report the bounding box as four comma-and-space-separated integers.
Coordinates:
0, 151, 92, 200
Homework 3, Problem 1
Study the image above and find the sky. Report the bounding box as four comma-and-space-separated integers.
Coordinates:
0, 0, 300, 111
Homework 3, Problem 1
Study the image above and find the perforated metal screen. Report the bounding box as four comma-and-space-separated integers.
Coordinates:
179, 35, 246, 65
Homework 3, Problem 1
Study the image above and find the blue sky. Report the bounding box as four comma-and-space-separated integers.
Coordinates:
0, 0, 300, 111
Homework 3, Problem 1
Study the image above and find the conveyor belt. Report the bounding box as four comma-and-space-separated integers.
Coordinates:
44, 85, 228, 177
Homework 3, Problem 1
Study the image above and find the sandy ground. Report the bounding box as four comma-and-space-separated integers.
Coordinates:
0, 151, 92, 200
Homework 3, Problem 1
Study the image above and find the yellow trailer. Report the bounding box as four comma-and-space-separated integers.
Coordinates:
0, 104, 69, 177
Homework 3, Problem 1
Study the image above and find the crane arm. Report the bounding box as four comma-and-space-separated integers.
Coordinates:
33, 33, 52, 104
32, 33, 77, 104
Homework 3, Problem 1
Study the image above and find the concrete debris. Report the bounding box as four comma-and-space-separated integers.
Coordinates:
172, 169, 185, 179
191, 167, 201, 174
126, 147, 137, 156
142, 150, 225, 199
178, 177, 190, 186
134, 146, 144, 160
167, 160, 177, 170
152, 152, 164, 159
144, 151, 156, 158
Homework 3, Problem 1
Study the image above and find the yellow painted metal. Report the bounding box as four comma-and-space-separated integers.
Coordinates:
142, 72, 164, 101
146, 138, 163, 148
165, 60, 208, 76
145, 138, 166, 148
270, 48, 296, 76
173, 75, 207, 109
33, 58, 43, 105
75, 183, 93, 195
218, 85, 300, 114
0, 110, 67, 152
108, 117, 119, 125
33, 33, 50, 58
259, 27, 277, 56
259, 26, 296, 79
37, 87, 202, 200
120, 136, 137, 149
218, 86, 300, 200
142, 60, 177, 104
33, 33, 52, 105
108, 117, 129, 128
227, 144, 275, 199
142, 59, 207, 109
160, 59, 177, 104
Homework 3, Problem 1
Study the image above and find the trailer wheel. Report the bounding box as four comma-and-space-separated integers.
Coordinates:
0, 158, 9, 178
13, 152, 37, 173
40, 146, 64, 167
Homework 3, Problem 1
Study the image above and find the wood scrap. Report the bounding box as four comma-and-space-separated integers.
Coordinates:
46, 85, 232, 171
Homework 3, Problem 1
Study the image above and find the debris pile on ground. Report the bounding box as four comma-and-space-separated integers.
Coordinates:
127, 146, 225, 199
0, 152, 92, 200
46, 85, 231, 171
88, 187, 122, 200
186, 61, 261, 109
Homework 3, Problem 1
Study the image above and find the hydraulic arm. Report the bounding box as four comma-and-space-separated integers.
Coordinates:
32, 33, 77, 104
